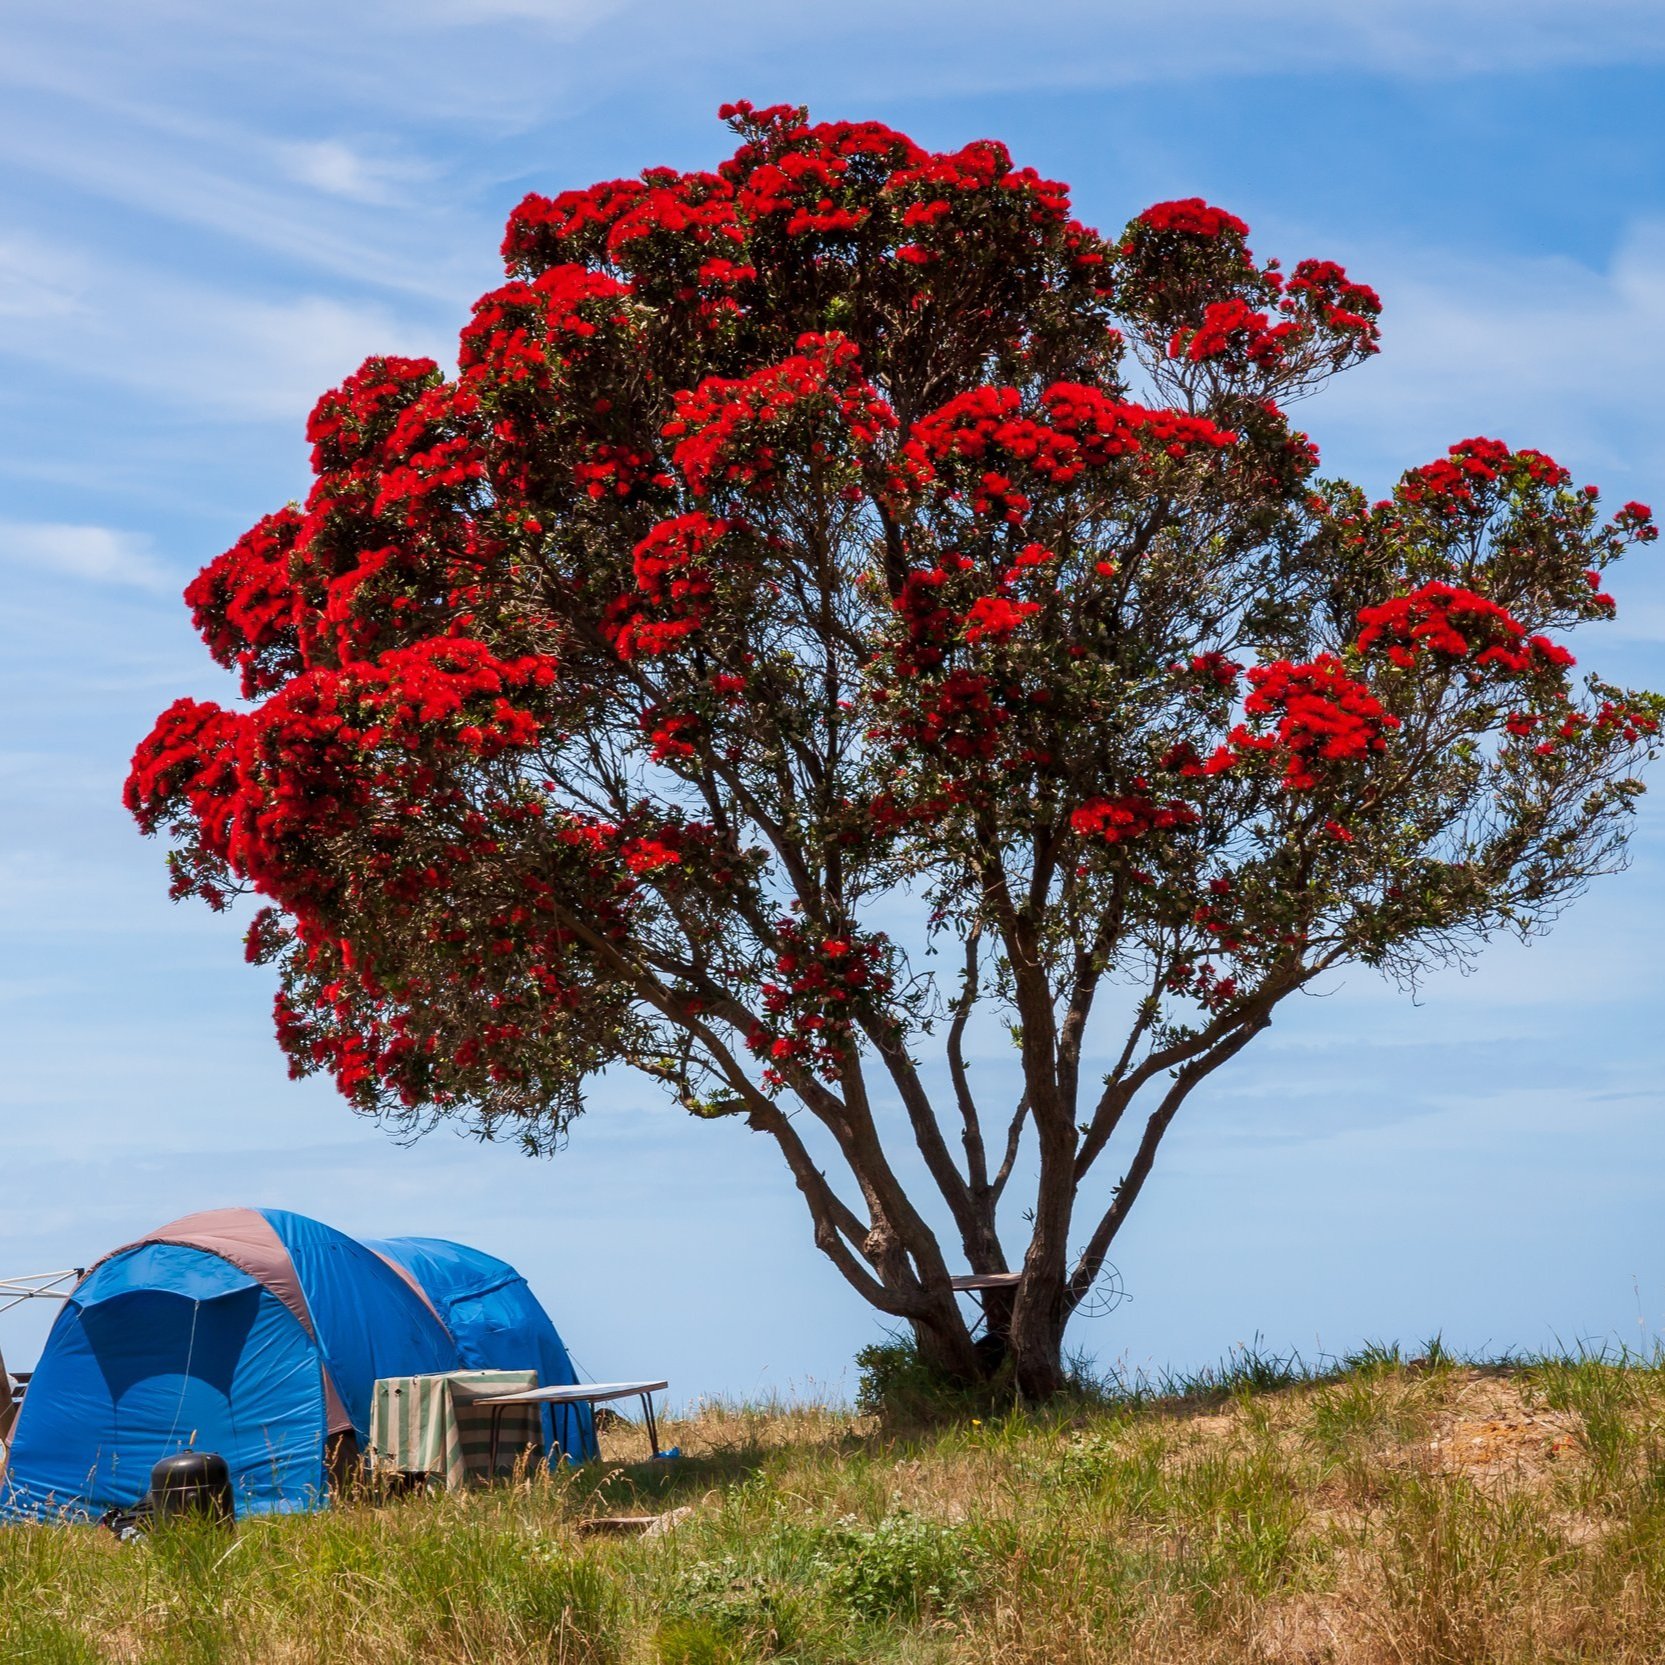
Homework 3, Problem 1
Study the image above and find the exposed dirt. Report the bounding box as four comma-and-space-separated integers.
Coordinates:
1424, 1373, 1581, 1479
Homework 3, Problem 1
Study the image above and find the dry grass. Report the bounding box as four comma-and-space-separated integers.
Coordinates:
7, 1352, 1665, 1662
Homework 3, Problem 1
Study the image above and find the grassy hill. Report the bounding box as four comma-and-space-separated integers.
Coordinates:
6, 1347, 1665, 1663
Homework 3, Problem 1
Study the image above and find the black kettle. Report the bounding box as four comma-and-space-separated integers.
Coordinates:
144, 1451, 235, 1524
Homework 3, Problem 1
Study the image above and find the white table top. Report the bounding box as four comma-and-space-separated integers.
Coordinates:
474, 1379, 668, 1407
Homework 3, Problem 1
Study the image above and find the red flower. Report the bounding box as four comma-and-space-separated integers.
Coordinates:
622, 838, 681, 873
1220, 655, 1399, 790
1071, 795, 1199, 843
1169, 298, 1300, 367
963, 595, 1041, 643
1357, 582, 1575, 679
1136, 199, 1249, 239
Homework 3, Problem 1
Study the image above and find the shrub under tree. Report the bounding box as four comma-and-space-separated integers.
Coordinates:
128, 103, 1661, 1395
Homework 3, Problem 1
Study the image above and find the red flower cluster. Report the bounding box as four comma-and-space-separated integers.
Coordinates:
186, 509, 306, 697
1356, 582, 1575, 677
666, 332, 894, 498
256, 800, 736, 1109
1190, 651, 1242, 688
189, 350, 510, 681
501, 175, 665, 267
502, 102, 1101, 314
875, 556, 1045, 764
1219, 655, 1400, 790
730, 111, 924, 230
1582, 569, 1617, 615
903, 669, 1007, 761
602, 512, 736, 659
1282, 259, 1382, 345
908, 382, 1236, 521
740, 149, 868, 236
608, 171, 747, 259
1169, 297, 1300, 367
126, 641, 555, 914
1164, 960, 1240, 1013
459, 265, 637, 393
963, 594, 1041, 644
747, 923, 895, 1086
889, 560, 965, 669
1593, 700, 1660, 744
1136, 199, 1250, 240
1070, 793, 1199, 844
641, 706, 703, 762
306, 354, 442, 474
1046, 385, 1237, 465
1617, 501, 1657, 541
1521, 699, 1663, 754
1398, 437, 1571, 515
1117, 206, 1381, 388
372, 382, 489, 528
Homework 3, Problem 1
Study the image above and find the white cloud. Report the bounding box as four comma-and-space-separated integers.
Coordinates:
275, 139, 428, 205
277, 139, 387, 201
393, 0, 624, 24
5, 0, 1665, 149
1318, 220, 1665, 492
0, 232, 448, 421
0, 521, 173, 591
431, 0, 1665, 90
163, 291, 444, 420
351, 0, 1665, 86
0, 235, 88, 322
0, 89, 473, 302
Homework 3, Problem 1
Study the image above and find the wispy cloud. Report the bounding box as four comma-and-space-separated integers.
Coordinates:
570, 0, 1665, 93
7, 0, 1665, 157
275, 139, 428, 205
0, 234, 448, 421
0, 103, 475, 302
394, 0, 625, 27
0, 520, 174, 591
1318, 219, 1665, 491
0, 234, 87, 322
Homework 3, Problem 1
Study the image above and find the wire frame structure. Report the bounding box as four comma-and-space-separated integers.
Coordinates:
948, 1264, 1130, 1326
1074, 1260, 1129, 1320
0, 1269, 83, 1318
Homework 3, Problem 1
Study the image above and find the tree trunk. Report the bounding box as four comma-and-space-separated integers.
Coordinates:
905, 1278, 1068, 1397
908, 1290, 984, 1385
1011, 1330, 1067, 1399
1007, 1107, 1075, 1399
1007, 1277, 1068, 1399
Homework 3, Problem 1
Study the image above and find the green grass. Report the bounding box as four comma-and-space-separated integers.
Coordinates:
8, 1352, 1665, 1662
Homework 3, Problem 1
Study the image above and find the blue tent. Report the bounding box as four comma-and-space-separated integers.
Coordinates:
0, 1208, 588, 1520
367, 1237, 597, 1463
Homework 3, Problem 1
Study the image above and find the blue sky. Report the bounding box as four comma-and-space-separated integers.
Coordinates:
3, 1, 1665, 1402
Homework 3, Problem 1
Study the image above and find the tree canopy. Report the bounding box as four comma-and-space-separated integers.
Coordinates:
129, 102, 1661, 1393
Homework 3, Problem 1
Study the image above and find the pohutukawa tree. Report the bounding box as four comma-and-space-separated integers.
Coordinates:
129, 103, 1661, 1395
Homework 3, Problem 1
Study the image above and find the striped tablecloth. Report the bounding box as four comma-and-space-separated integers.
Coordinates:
368, 1370, 540, 1490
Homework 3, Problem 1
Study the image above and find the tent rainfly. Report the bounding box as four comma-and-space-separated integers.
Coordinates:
365, 1235, 595, 1464
0, 1207, 595, 1521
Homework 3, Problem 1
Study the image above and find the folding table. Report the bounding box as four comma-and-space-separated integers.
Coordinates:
476, 1379, 669, 1471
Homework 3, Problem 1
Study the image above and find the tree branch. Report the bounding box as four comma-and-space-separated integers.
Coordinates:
947, 925, 991, 1195
1074, 967, 1300, 1183
745, 1100, 924, 1317
990, 1090, 1030, 1203
1065, 1014, 1269, 1313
